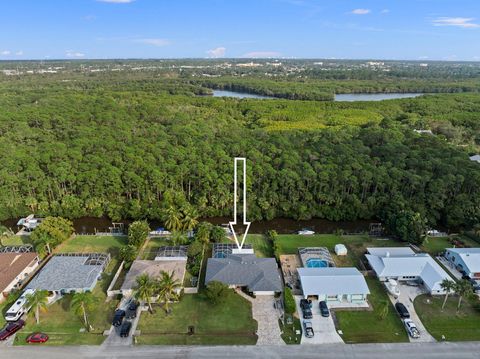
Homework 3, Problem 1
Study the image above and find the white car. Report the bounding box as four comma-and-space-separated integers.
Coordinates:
404, 319, 420, 339
298, 229, 315, 235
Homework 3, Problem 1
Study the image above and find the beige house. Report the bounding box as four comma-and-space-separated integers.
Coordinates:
0, 252, 39, 302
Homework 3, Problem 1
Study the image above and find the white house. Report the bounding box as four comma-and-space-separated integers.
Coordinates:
298, 267, 370, 304
445, 248, 480, 279
366, 247, 453, 295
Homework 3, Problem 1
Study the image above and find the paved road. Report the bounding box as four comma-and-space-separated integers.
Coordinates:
1, 342, 480, 359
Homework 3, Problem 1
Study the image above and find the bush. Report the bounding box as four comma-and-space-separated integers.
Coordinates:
284, 287, 296, 315
205, 281, 229, 305
128, 220, 150, 247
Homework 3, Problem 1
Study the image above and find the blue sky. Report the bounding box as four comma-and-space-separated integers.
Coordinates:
1, 0, 479, 60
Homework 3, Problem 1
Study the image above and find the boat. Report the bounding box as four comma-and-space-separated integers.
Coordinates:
385, 279, 400, 298
298, 229, 315, 235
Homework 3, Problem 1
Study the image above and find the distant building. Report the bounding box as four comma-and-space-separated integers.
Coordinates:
366, 247, 453, 295
298, 267, 369, 304
0, 252, 39, 301
445, 248, 480, 279
469, 155, 480, 163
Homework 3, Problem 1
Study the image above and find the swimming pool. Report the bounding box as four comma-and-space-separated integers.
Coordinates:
306, 258, 329, 268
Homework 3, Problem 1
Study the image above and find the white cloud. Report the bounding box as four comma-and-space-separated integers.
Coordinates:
381, 9, 390, 14
96, 0, 135, 3
65, 50, 85, 58
15, 51, 23, 56
432, 17, 480, 28
83, 14, 96, 21
1, 50, 11, 55
206, 47, 226, 58
242, 51, 281, 58
351, 9, 371, 15
135, 38, 170, 47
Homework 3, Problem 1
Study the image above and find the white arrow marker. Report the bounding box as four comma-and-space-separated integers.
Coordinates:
229, 157, 251, 250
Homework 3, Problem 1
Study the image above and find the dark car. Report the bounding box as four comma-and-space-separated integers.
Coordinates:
126, 300, 139, 319
395, 302, 410, 319
303, 321, 314, 338
301, 306, 313, 319
300, 299, 311, 310
112, 309, 126, 327
319, 301, 330, 317
120, 321, 132, 338
0, 320, 25, 341
26, 333, 49, 344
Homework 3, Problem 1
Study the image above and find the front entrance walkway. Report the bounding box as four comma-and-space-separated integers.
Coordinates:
235, 290, 284, 345
386, 283, 436, 343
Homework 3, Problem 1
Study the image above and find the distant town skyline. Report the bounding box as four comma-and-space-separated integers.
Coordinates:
1, 0, 479, 61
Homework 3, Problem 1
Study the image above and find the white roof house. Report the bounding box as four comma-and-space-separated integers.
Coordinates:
298, 267, 370, 304
366, 248, 453, 294
445, 248, 480, 279
469, 155, 480, 163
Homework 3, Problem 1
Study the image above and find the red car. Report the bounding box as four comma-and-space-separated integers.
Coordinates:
0, 320, 25, 341
26, 333, 49, 344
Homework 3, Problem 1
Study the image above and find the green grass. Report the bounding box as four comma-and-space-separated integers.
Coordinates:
136, 290, 257, 345
334, 277, 409, 343
57, 235, 127, 255
421, 235, 479, 255
414, 294, 480, 341
15, 276, 119, 346
243, 234, 274, 258
139, 237, 170, 260
1, 235, 33, 246
279, 316, 302, 344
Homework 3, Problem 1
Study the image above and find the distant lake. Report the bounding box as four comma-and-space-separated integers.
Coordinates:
334, 93, 424, 102
212, 90, 274, 99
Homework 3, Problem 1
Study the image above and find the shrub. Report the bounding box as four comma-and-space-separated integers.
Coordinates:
284, 287, 296, 315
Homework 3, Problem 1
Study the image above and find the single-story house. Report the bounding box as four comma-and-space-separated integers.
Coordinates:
366, 247, 453, 294
445, 248, 480, 279
26, 253, 109, 297
0, 252, 39, 301
298, 267, 370, 304
205, 253, 282, 295
121, 259, 187, 297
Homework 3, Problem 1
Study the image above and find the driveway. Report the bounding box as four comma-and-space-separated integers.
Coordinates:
294, 296, 343, 344
386, 283, 436, 343
102, 297, 141, 347
236, 291, 284, 345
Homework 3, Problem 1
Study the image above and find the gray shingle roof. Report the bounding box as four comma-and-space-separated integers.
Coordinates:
205, 254, 282, 292
26, 254, 107, 292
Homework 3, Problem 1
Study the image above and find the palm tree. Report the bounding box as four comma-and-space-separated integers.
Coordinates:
164, 206, 182, 232
440, 278, 456, 310
170, 231, 188, 246
71, 292, 97, 331
455, 280, 474, 311
195, 222, 212, 245
0, 225, 13, 246
134, 274, 155, 313
181, 207, 198, 232
156, 271, 181, 314
25, 290, 49, 325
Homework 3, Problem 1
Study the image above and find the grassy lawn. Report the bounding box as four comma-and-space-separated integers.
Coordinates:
243, 234, 274, 258
15, 276, 119, 345
1, 235, 33, 246
335, 277, 409, 343
414, 294, 480, 341
139, 237, 170, 260
421, 235, 479, 255
279, 316, 302, 344
57, 235, 127, 255
136, 290, 257, 345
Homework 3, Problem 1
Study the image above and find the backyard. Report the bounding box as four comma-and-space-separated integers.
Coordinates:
421, 235, 479, 255
334, 277, 409, 343
414, 294, 480, 341
136, 290, 258, 345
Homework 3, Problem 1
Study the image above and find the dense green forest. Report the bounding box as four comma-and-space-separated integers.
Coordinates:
0, 60, 479, 231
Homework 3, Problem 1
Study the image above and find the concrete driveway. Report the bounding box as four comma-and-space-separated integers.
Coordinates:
294, 296, 343, 344
387, 283, 436, 343
102, 297, 141, 347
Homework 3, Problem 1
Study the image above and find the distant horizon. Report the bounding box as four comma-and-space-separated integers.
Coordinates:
1, 0, 479, 61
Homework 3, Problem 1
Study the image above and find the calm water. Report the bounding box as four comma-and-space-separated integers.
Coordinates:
1, 216, 372, 235
334, 93, 423, 102
212, 90, 274, 99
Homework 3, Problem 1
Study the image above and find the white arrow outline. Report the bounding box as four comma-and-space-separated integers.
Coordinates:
229, 157, 251, 249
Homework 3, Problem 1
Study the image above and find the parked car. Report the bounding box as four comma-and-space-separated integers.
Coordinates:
112, 309, 126, 327
126, 300, 139, 319
395, 302, 410, 319
26, 333, 49, 344
120, 321, 132, 338
404, 319, 420, 339
303, 321, 314, 338
300, 299, 311, 310
319, 301, 330, 317
301, 305, 313, 319
0, 320, 25, 341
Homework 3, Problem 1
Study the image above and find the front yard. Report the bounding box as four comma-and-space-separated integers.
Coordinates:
414, 294, 480, 341
334, 277, 409, 343
136, 290, 258, 345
